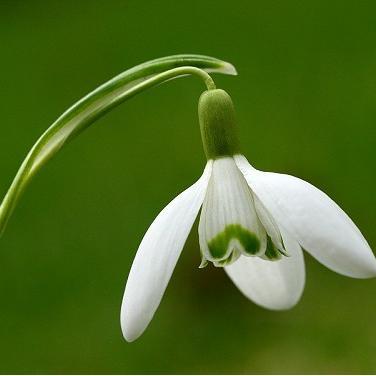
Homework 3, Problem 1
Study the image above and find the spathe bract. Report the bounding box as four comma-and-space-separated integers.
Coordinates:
0, 55, 236, 235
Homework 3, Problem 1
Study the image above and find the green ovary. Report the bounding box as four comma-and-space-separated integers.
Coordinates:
207, 224, 260, 260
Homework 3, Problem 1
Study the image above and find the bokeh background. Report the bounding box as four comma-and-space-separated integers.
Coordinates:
0, 0, 375, 373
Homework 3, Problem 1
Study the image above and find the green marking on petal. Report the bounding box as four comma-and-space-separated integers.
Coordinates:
263, 236, 283, 261
207, 224, 260, 260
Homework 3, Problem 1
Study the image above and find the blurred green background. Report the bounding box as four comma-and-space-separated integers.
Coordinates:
0, 0, 375, 373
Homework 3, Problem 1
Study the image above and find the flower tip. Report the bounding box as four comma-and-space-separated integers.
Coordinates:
363, 257, 376, 278
199, 256, 209, 268
340, 247, 376, 279
121, 321, 141, 343
120, 307, 144, 343
123, 333, 136, 343
270, 299, 300, 311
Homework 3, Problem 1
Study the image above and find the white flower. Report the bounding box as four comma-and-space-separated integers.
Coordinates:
120, 89, 376, 342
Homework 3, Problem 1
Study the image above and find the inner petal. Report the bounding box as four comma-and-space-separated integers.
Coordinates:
253, 193, 288, 259
198, 157, 267, 264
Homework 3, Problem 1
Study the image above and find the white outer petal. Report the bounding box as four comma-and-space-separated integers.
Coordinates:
121, 161, 212, 342
235, 155, 376, 278
225, 227, 305, 310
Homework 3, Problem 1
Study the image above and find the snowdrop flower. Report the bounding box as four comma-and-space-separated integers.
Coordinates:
121, 88, 376, 342
0, 52, 373, 343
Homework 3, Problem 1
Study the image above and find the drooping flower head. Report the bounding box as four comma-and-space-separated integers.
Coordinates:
198, 90, 286, 267
121, 88, 376, 342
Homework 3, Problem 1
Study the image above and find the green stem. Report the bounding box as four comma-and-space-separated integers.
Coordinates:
0, 55, 236, 236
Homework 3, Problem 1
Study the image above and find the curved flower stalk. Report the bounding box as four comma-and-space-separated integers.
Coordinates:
0, 54, 236, 235
121, 89, 376, 342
